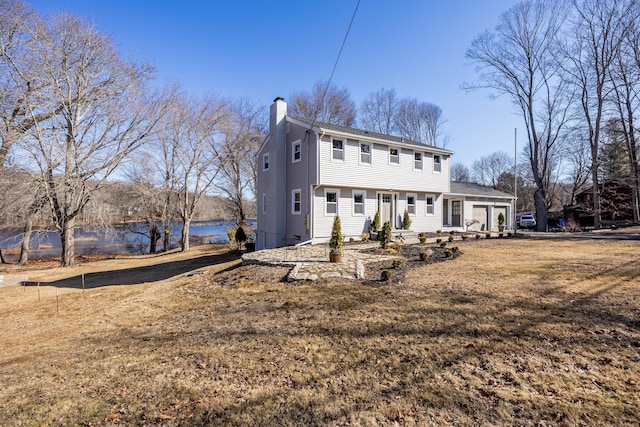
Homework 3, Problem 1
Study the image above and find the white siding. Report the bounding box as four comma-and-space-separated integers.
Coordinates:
318, 135, 449, 194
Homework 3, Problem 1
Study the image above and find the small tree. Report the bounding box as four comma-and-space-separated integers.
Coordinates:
329, 216, 343, 255
402, 209, 412, 230
235, 226, 247, 250
371, 210, 380, 232
498, 212, 505, 226
380, 221, 392, 249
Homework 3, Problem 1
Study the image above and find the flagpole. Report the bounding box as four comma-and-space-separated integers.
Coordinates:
514, 128, 517, 237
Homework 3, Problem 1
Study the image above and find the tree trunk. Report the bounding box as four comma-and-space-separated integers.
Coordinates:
18, 217, 33, 266
590, 164, 602, 229
60, 217, 76, 267
149, 223, 160, 253
163, 223, 171, 252
534, 188, 547, 232
0, 248, 6, 264
181, 219, 190, 252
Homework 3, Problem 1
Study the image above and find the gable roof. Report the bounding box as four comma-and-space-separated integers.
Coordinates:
290, 116, 454, 155
449, 181, 514, 199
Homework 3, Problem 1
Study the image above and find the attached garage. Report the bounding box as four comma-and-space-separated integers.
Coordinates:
472, 205, 488, 231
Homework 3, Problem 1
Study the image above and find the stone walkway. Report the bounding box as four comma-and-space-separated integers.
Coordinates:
242, 238, 412, 281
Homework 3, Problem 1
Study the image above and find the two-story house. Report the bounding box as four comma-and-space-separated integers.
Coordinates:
256, 97, 513, 250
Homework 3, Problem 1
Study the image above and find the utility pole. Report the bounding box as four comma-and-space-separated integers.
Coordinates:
514, 128, 517, 237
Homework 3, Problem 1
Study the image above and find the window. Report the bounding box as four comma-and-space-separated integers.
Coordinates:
433, 154, 441, 173
292, 189, 301, 214
414, 152, 423, 171
360, 143, 371, 165
332, 139, 344, 161
426, 195, 435, 215
292, 140, 301, 163
263, 153, 270, 171
407, 194, 416, 215
326, 189, 338, 215
262, 194, 267, 214
389, 147, 399, 164
353, 190, 365, 215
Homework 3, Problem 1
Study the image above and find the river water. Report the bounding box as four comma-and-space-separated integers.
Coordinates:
0, 219, 254, 261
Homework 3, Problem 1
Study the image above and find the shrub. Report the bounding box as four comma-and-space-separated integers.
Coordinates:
418, 232, 427, 244
450, 230, 455, 235
392, 259, 402, 269
380, 221, 392, 249
445, 249, 453, 257
448, 235, 454, 242
371, 210, 380, 233
436, 229, 442, 234
461, 235, 468, 240
498, 212, 505, 226
329, 216, 343, 255
235, 226, 247, 250
361, 232, 370, 242
349, 237, 355, 243
381, 270, 392, 281
419, 251, 429, 261
498, 233, 504, 238
385, 247, 397, 254
402, 209, 412, 230
475, 234, 481, 240
439, 241, 447, 248
436, 238, 442, 243
485, 232, 491, 239
227, 228, 236, 242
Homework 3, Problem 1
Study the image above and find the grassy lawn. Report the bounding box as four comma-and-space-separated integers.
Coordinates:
0, 236, 639, 426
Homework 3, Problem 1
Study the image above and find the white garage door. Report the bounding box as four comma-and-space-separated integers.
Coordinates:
472, 205, 488, 231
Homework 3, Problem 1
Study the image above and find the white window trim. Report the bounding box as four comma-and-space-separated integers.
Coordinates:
291, 189, 301, 215
263, 152, 270, 171
425, 194, 435, 216
325, 188, 340, 216
352, 189, 366, 216
331, 138, 345, 162
406, 193, 417, 216
359, 142, 371, 165
262, 194, 267, 214
433, 154, 442, 173
413, 151, 423, 171
292, 140, 301, 163
389, 146, 400, 165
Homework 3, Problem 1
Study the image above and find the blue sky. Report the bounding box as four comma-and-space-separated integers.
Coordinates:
29, 0, 521, 168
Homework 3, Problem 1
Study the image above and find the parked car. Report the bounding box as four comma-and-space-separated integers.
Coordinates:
518, 214, 536, 229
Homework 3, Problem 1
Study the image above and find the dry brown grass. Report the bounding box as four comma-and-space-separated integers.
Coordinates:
1, 236, 639, 426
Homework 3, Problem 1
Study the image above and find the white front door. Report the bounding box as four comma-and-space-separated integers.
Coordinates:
381, 193, 393, 226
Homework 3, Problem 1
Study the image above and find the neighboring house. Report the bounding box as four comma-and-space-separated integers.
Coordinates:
564, 180, 636, 227
256, 97, 515, 250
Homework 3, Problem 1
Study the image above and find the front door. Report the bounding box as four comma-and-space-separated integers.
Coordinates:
452, 200, 461, 227
381, 193, 393, 227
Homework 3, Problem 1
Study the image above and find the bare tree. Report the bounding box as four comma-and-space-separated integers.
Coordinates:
358, 88, 398, 134
472, 151, 513, 188
289, 81, 356, 126
214, 99, 266, 223
466, 0, 573, 231
161, 93, 229, 252
395, 98, 447, 147
450, 162, 471, 182
563, 0, 638, 227
21, 14, 166, 266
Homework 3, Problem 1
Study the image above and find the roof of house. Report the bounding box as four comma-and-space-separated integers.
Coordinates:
449, 181, 514, 199
290, 116, 454, 155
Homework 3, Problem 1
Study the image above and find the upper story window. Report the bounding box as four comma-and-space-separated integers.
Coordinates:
353, 190, 365, 215
407, 194, 416, 215
414, 152, 423, 171
326, 189, 339, 215
360, 143, 371, 165
292, 189, 301, 214
332, 139, 344, 161
292, 140, 301, 163
426, 195, 435, 215
389, 147, 399, 165
433, 155, 441, 173
263, 153, 270, 171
